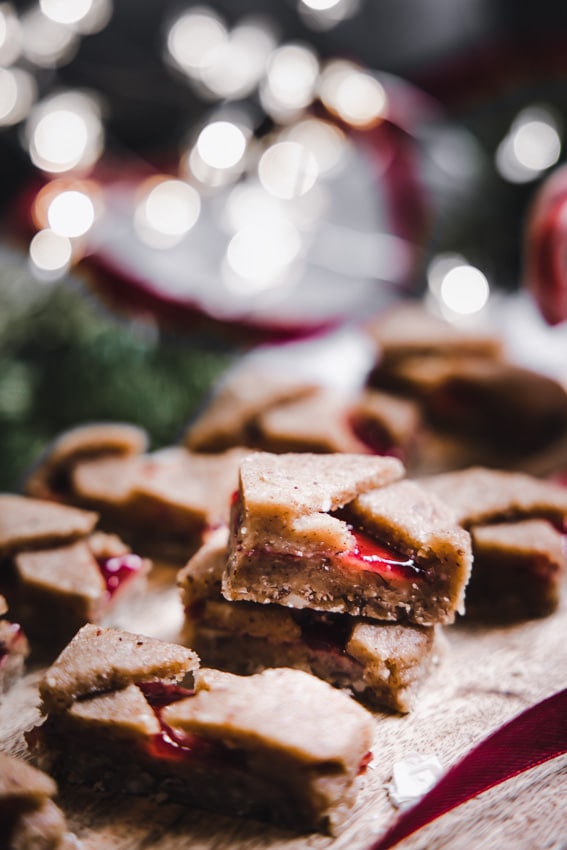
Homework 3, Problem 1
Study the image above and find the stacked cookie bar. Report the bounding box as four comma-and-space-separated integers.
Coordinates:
0, 494, 150, 644
421, 467, 567, 621
29, 624, 374, 834
25, 423, 249, 564
179, 451, 473, 712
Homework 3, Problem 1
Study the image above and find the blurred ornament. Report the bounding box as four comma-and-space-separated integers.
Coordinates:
524, 163, 567, 325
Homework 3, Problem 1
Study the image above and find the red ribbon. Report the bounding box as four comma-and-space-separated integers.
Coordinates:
370, 688, 567, 850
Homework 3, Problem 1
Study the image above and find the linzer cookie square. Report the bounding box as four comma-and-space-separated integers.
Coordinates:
25, 421, 148, 502
0, 751, 77, 849
223, 453, 471, 625
31, 625, 373, 833
184, 367, 319, 452
421, 466, 567, 620
0, 495, 150, 643
68, 446, 250, 563
179, 528, 445, 713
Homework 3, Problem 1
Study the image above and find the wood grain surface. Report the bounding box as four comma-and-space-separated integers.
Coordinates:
1, 563, 566, 850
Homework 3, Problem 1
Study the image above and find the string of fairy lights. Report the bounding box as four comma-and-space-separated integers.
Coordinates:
0, 0, 564, 323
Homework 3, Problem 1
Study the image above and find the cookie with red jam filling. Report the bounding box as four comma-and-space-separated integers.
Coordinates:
0, 495, 150, 643
185, 362, 422, 464
421, 466, 567, 620
67, 446, 249, 564
223, 453, 471, 626
0, 751, 77, 850
179, 528, 445, 713
365, 304, 567, 470
0, 593, 29, 694
30, 625, 373, 834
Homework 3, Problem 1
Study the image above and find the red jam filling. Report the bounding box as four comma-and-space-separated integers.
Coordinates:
339, 525, 424, 581
97, 553, 144, 596
139, 682, 244, 767
348, 413, 401, 459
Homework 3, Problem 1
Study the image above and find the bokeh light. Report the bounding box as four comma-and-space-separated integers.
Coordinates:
280, 117, 347, 175
134, 177, 201, 248
260, 43, 319, 120
439, 263, 490, 315
166, 7, 227, 77
318, 59, 387, 128
29, 228, 73, 278
20, 6, 79, 67
187, 118, 249, 187
0, 3, 22, 65
298, 0, 359, 31
47, 189, 96, 237
258, 141, 319, 199
26, 91, 104, 173
0, 67, 36, 126
496, 106, 561, 183
40, 0, 94, 26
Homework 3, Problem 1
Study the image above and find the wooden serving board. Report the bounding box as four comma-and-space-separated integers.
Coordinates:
1, 563, 566, 850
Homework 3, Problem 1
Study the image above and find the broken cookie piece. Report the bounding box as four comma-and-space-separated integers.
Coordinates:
224, 453, 471, 626
365, 304, 567, 471
179, 528, 445, 713
56, 445, 249, 564
25, 422, 148, 503
0, 495, 150, 643
0, 594, 29, 694
421, 466, 567, 620
30, 625, 373, 833
0, 751, 77, 849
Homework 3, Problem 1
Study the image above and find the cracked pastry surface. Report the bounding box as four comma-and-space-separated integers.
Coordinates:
223, 453, 471, 625
30, 625, 373, 834
179, 527, 445, 713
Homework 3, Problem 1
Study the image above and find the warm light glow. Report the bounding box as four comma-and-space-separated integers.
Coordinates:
32, 110, 88, 170
40, 0, 93, 26
319, 60, 387, 127
512, 120, 560, 171
226, 221, 302, 291
135, 178, 201, 248
0, 67, 35, 125
301, 0, 342, 9
281, 118, 346, 175
27, 92, 103, 173
426, 253, 467, 297
261, 43, 319, 118
439, 264, 490, 315
20, 6, 79, 67
199, 18, 276, 100
258, 141, 319, 199
29, 228, 72, 278
298, 0, 359, 29
166, 8, 227, 75
0, 3, 22, 65
196, 120, 247, 170
47, 190, 96, 237
496, 106, 562, 184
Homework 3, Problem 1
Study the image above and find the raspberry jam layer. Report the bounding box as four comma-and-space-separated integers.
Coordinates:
340, 526, 424, 581
348, 414, 399, 458
97, 553, 144, 596
139, 682, 243, 767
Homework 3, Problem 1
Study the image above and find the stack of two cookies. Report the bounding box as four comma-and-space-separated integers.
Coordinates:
179, 451, 473, 713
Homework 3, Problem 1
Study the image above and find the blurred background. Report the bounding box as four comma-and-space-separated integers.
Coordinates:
2, 0, 567, 490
